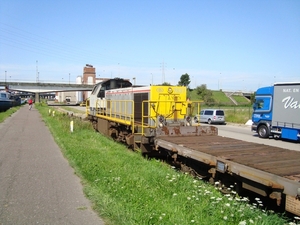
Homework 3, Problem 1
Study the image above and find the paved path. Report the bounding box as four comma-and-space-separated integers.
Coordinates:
0, 105, 105, 225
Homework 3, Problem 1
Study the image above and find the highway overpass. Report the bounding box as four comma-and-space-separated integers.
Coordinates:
0, 81, 94, 93
0, 81, 95, 102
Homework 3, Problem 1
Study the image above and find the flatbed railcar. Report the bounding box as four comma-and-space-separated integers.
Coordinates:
86, 78, 300, 217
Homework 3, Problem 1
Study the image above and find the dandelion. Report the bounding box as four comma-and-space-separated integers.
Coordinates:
173, 193, 177, 196
223, 216, 228, 220
191, 220, 195, 223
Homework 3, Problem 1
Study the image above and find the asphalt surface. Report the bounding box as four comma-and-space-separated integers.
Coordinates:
0, 105, 105, 225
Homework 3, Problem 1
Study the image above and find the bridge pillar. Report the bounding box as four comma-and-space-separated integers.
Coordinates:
35, 93, 40, 103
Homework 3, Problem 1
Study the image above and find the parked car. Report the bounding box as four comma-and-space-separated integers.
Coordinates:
194, 109, 226, 125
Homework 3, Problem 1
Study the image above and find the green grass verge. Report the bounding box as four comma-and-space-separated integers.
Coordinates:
0, 106, 21, 123
36, 104, 290, 225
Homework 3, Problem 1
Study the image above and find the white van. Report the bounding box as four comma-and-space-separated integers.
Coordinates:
194, 109, 225, 125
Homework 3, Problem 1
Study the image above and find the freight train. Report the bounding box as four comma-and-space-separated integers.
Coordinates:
87, 78, 300, 217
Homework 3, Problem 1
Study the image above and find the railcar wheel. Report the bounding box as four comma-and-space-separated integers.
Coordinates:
258, 125, 269, 138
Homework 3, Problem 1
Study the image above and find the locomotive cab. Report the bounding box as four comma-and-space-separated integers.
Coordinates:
89, 78, 132, 115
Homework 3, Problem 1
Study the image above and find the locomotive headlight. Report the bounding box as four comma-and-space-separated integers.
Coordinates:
168, 87, 173, 94
158, 115, 165, 127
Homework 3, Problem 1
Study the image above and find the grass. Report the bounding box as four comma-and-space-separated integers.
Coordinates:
0, 106, 21, 123
231, 95, 250, 105
212, 91, 233, 104
189, 89, 251, 107
34, 104, 294, 225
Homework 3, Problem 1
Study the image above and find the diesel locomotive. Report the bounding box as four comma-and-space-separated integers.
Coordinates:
86, 78, 214, 152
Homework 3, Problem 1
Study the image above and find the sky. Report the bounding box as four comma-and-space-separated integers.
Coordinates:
0, 0, 299, 92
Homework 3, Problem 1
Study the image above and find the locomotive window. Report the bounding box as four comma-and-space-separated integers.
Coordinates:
98, 87, 105, 98
91, 84, 99, 94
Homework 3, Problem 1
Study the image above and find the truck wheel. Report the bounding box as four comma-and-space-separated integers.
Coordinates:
258, 125, 269, 138
208, 119, 212, 124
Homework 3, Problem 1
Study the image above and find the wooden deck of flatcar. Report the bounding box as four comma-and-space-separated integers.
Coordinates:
156, 135, 300, 182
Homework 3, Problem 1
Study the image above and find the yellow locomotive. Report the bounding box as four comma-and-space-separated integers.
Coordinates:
87, 78, 212, 153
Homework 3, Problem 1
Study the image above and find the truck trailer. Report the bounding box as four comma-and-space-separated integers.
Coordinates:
252, 82, 300, 141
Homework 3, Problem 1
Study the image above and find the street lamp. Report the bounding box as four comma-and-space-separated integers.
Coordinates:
5, 71, 7, 83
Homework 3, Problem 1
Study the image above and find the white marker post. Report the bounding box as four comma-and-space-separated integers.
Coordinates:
70, 120, 74, 133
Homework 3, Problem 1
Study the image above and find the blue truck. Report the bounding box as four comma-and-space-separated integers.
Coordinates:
251, 82, 300, 141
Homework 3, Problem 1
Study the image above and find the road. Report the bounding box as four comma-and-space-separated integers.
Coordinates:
0, 106, 105, 225
216, 123, 299, 151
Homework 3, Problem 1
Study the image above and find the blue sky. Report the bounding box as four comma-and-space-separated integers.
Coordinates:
0, 0, 299, 91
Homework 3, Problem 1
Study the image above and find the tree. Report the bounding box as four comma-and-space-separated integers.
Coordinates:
161, 82, 171, 86
196, 84, 215, 105
178, 73, 191, 87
